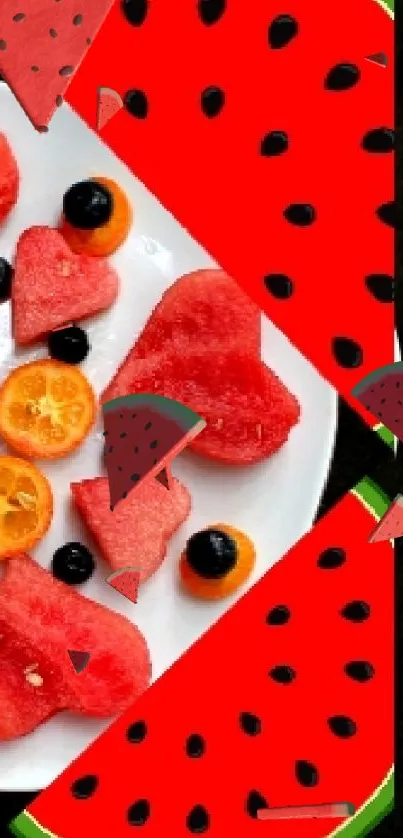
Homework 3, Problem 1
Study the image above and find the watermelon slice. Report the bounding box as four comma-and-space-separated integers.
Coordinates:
120, 351, 300, 464
103, 269, 261, 404
0, 0, 114, 130
352, 362, 403, 441
12, 227, 119, 345
369, 494, 403, 542
71, 474, 191, 579
10, 477, 394, 838
97, 86, 123, 131
0, 132, 19, 224
106, 568, 141, 604
0, 554, 150, 739
102, 394, 205, 509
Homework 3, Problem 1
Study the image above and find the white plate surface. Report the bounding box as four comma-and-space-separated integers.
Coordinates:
0, 86, 337, 790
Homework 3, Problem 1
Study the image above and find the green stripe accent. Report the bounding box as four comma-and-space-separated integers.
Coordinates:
329, 771, 394, 838
352, 475, 390, 520
10, 811, 58, 838
374, 424, 395, 450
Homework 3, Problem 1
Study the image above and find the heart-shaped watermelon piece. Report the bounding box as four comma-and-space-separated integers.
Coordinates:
12, 227, 119, 345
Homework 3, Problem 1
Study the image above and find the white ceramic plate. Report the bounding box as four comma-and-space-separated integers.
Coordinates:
0, 86, 337, 791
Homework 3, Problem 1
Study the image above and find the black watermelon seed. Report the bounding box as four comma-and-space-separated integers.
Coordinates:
328, 715, 357, 738
150, 439, 158, 448
124, 88, 148, 119
144, 421, 152, 430
71, 775, 98, 799
186, 734, 206, 758
134, 446, 139, 454
186, 805, 210, 833
268, 15, 298, 49
108, 446, 114, 454
284, 204, 316, 226
122, 0, 148, 26
120, 432, 127, 438
365, 274, 394, 303
325, 63, 360, 91
341, 600, 370, 622
240, 712, 262, 736
198, 0, 225, 25
376, 202, 395, 228
295, 760, 319, 787
345, 661, 375, 682
332, 337, 363, 369
127, 720, 147, 743
317, 547, 346, 569
127, 799, 150, 826
260, 131, 289, 157
201, 86, 225, 117
246, 790, 269, 818
131, 473, 140, 482
362, 128, 394, 153
266, 605, 291, 625
264, 274, 293, 300
269, 665, 296, 684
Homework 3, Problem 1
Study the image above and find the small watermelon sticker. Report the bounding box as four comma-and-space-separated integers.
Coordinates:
352, 362, 403, 439
106, 567, 140, 604
102, 394, 206, 510
369, 494, 403, 542
97, 86, 123, 131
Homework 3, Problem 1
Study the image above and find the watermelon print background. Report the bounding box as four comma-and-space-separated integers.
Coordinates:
65, 0, 395, 426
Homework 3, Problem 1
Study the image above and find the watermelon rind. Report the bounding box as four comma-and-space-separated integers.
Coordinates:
352, 362, 403, 398
103, 393, 206, 434
329, 770, 394, 838
10, 811, 58, 838
374, 423, 395, 450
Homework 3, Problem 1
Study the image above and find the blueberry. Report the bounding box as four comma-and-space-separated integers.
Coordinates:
0, 258, 13, 301
186, 528, 237, 579
48, 325, 90, 365
52, 542, 95, 585
63, 180, 113, 230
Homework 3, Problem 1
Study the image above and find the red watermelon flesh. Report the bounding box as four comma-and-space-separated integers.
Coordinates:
0, 132, 19, 225
103, 269, 261, 404
122, 351, 300, 464
12, 478, 393, 838
0, 554, 151, 737
12, 227, 119, 345
71, 475, 191, 579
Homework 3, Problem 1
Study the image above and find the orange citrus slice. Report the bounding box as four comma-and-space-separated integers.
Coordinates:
0, 456, 53, 558
0, 360, 96, 459
60, 177, 132, 257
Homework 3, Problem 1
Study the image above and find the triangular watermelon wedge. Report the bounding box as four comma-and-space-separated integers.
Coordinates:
352, 362, 403, 441
369, 493, 403, 542
106, 568, 140, 604
11, 477, 394, 838
97, 87, 123, 131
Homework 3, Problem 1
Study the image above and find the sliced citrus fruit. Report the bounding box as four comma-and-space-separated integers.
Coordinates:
0, 456, 53, 557
60, 177, 133, 257
0, 360, 96, 459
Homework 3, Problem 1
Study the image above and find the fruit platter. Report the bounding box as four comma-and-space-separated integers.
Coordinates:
0, 85, 337, 790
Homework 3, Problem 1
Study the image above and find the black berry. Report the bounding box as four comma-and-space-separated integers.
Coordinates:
71, 775, 98, 800
124, 88, 148, 119
48, 325, 90, 365
332, 337, 363, 369
201, 86, 225, 117
317, 547, 346, 569
198, 0, 225, 25
121, 0, 148, 26
264, 274, 293, 299
186, 805, 210, 833
295, 760, 319, 787
266, 605, 291, 625
52, 542, 95, 585
362, 128, 394, 153
63, 180, 113, 230
365, 274, 394, 303
260, 131, 289, 157
0, 258, 12, 301
268, 15, 298, 49
328, 715, 357, 738
186, 529, 237, 579
325, 63, 360, 91
284, 203, 316, 226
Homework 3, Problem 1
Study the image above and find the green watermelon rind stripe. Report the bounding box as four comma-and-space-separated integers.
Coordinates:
373, 423, 395, 450
352, 362, 403, 398
328, 770, 394, 838
352, 475, 391, 521
10, 811, 59, 838
103, 393, 205, 433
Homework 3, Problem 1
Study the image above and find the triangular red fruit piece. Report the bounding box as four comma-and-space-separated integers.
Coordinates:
12, 227, 119, 345
365, 52, 388, 67
67, 650, 91, 674
155, 466, 172, 490
97, 86, 123, 131
102, 394, 205, 510
0, 0, 114, 130
369, 494, 403, 542
106, 568, 140, 604
11, 478, 393, 837
352, 362, 403, 443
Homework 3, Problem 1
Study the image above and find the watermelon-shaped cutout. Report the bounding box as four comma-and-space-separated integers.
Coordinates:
352, 362, 403, 441
103, 269, 261, 404
365, 52, 388, 67
0, 0, 114, 130
66, 0, 394, 426
12, 227, 119, 345
0, 132, 19, 225
369, 494, 403, 542
121, 351, 300, 464
102, 394, 205, 510
106, 568, 140, 604
71, 474, 191, 579
11, 477, 394, 838
67, 650, 91, 675
0, 554, 150, 739
97, 87, 123, 131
